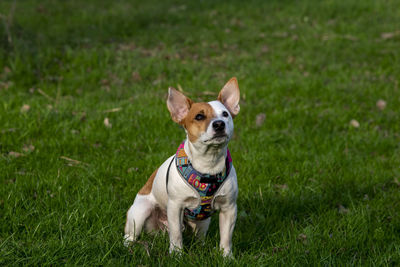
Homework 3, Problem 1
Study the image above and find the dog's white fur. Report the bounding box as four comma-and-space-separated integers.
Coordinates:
124, 78, 240, 257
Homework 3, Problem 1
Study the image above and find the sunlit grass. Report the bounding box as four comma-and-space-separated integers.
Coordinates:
1, 0, 400, 265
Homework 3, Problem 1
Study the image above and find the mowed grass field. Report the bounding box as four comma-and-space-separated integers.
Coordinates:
1, 0, 400, 265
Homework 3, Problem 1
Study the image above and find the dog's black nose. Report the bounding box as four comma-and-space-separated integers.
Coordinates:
212, 120, 225, 132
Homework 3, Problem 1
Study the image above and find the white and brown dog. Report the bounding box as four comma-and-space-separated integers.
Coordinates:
124, 77, 240, 257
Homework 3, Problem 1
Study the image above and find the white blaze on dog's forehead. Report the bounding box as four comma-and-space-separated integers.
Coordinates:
206, 100, 234, 137
208, 101, 229, 115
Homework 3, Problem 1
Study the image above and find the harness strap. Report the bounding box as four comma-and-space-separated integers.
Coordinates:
165, 156, 175, 194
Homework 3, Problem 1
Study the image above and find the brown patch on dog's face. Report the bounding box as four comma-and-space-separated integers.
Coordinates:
182, 102, 215, 142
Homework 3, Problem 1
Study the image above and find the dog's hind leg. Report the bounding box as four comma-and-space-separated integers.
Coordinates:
124, 194, 155, 246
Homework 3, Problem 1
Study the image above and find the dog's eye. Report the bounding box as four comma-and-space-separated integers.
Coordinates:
222, 111, 229, 117
195, 114, 205, 121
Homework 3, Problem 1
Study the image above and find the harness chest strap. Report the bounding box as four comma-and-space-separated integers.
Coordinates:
166, 141, 232, 221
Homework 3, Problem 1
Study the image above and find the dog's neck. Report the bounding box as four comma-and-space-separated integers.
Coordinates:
184, 139, 227, 175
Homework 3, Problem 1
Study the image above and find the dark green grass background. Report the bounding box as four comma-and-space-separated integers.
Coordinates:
1, 0, 400, 265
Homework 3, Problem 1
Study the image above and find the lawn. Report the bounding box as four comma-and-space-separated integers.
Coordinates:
1, 0, 400, 265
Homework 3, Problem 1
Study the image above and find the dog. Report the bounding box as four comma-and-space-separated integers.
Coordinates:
124, 77, 240, 257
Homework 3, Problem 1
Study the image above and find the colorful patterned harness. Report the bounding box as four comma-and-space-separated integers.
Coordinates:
174, 141, 232, 221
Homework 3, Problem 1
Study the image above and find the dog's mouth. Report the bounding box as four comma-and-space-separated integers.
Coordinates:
213, 133, 227, 138
205, 133, 228, 143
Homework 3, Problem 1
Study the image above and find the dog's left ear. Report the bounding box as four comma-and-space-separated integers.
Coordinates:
218, 77, 240, 118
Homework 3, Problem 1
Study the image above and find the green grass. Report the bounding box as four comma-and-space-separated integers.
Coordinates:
1, 0, 400, 265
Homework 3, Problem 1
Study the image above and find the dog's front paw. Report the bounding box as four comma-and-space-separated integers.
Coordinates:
223, 250, 233, 259
169, 245, 183, 256
123, 234, 135, 247
220, 247, 234, 259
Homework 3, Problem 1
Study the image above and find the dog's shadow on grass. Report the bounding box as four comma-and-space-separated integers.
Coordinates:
205, 178, 394, 253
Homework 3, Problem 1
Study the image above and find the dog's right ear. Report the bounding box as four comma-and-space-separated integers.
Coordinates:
167, 87, 193, 124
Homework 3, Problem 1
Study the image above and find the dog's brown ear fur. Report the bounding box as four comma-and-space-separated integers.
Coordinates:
167, 87, 193, 124
218, 77, 240, 118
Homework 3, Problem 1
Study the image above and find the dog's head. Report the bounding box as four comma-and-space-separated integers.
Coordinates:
167, 77, 240, 146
